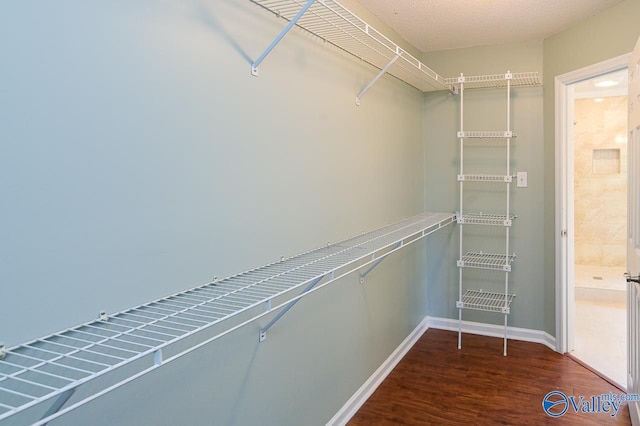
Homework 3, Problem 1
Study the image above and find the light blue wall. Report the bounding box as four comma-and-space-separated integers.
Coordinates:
10, 0, 636, 422
0, 1, 427, 424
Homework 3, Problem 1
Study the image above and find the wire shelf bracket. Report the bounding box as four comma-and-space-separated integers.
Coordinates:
39, 389, 76, 426
0, 211, 456, 425
356, 52, 402, 106
251, 0, 316, 77
259, 274, 325, 342
358, 241, 402, 284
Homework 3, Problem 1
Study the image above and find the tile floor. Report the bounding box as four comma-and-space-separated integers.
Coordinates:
573, 264, 627, 389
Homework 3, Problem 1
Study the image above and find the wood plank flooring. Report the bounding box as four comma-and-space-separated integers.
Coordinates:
349, 329, 631, 425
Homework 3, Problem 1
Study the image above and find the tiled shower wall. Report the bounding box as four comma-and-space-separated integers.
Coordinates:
574, 95, 628, 268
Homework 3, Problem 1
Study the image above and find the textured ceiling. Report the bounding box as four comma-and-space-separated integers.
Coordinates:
357, 0, 624, 52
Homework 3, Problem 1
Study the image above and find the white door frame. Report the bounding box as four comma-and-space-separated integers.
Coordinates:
555, 53, 631, 354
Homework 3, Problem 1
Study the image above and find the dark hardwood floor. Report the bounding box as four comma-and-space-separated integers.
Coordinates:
349, 329, 631, 425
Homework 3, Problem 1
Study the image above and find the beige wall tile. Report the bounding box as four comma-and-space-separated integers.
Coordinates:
573, 95, 627, 268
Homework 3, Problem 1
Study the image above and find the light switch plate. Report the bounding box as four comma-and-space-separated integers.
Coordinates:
517, 171, 528, 188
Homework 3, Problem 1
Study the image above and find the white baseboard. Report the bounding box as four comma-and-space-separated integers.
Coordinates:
326, 317, 430, 426
327, 316, 557, 425
426, 316, 557, 351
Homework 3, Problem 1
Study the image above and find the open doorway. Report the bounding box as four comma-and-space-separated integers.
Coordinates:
570, 69, 628, 388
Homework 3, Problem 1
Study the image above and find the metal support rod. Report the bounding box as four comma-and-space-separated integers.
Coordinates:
359, 242, 402, 283
458, 74, 464, 351
259, 274, 325, 341
251, 0, 316, 76
40, 388, 76, 426
503, 72, 512, 357
503, 314, 508, 356
355, 52, 402, 105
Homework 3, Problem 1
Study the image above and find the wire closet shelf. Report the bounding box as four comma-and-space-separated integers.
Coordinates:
458, 131, 516, 139
457, 174, 513, 183
459, 290, 515, 313
446, 72, 540, 90
458, 252, 516, 272
0, 212, 455, 425
250, 0, 452, 92
457, 213, 516, 227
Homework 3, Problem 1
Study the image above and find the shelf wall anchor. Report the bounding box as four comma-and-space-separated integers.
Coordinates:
251, 0, 316, 76
356, 52, 402, 106
259, 274, 325, 342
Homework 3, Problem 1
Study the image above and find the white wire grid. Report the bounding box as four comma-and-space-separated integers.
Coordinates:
458, 252, 516, 271
457, 213, 516, 227
457, 174, 512, 183
446, 72, 540, 90
458, 131, 515, 139
459, 290, 515, 313
0, 212, 455, 424
250, 0, 452, 92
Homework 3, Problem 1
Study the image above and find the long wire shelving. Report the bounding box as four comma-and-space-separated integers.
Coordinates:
249, 0, 453, 102
248, 2, 540, 103
0, 212, 455, 425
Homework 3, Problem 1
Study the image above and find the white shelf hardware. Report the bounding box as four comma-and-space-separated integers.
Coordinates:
457, 252, 516, 272
457, 290, 515, 314
457, 213, 516, 227
0, 212, 455, 425
249, 0, 453, 100
456, 71, 539, 356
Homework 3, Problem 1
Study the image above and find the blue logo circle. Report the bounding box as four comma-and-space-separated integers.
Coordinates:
543, 391, 569, 417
